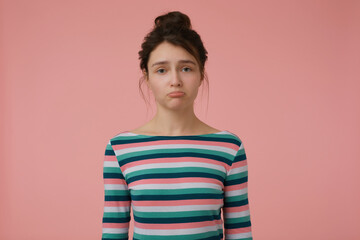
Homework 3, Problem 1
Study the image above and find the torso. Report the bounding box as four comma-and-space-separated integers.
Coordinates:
103, 130, 251, 239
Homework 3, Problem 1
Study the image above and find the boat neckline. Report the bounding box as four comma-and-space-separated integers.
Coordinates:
125, 130, 229, 137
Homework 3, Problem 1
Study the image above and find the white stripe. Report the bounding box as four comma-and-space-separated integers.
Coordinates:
224, 209, 251, 218
115, 132, 135, 137
134, 224, 223, 235
104, 206, 130, 212
225, 187, 248, 197
132, 204, 223, 212
123, 161, 226, 175
227, 165, 248, 176
119, 130, 229, 137
102, 227, 128, 234
114, 143, 236, 156
239, 143, 244, 150
225, 231, 252, 239
131, 182, 223, 191
104, 161, 120, 167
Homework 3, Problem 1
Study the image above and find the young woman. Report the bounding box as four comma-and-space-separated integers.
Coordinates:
101, 11, 253, 240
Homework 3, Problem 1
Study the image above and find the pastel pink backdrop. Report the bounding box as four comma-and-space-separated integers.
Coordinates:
1, 0, 359, 239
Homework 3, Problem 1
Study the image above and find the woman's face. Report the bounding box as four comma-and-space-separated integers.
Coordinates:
145, 41, 202, 111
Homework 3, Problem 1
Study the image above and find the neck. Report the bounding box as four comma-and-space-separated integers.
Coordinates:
147, 105, 203, 135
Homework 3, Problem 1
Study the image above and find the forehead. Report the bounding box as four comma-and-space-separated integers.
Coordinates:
148, 42, 196, 64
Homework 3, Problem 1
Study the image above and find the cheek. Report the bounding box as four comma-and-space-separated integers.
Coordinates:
149, 82, 165, 96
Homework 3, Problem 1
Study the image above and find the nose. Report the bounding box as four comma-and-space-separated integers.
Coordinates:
170, 69, 182, 86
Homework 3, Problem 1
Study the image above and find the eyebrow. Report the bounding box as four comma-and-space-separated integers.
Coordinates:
151, 60, 196, 68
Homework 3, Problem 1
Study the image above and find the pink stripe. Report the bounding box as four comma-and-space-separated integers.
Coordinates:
124, 157, 229, 172
223, 205, 250, 213
134, 219, 223, 229
104, 179, 127, 184
128, 177, 224, 188
104, 201, 130, 207
232, 160, 248, 168
112, 140, 238, 151
224, 182, 247, 191
104, 155, 117, 161
132, 198, 223, 206
226, 226, 252, 234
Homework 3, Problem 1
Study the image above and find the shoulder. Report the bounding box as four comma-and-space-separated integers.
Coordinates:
222, 130, 243, 146
106, 130, 132, 145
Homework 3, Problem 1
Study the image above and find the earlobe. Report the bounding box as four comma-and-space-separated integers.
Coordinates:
143, 70, 149, 83
145, 76, 152, 92
142, 69, 151, 90
142, 69, 147, 78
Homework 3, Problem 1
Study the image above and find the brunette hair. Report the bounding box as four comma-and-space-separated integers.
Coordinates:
138, 11, 209, 109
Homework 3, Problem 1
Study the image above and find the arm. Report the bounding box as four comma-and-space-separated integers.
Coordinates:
101, 140, 131, 240
223, 141, 253, 240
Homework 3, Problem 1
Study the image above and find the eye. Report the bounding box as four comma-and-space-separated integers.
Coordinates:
182, 67, 192, 72
156, 68, 166, 74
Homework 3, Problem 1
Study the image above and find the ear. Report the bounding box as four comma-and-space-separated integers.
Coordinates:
143, 69, 151, 89
142, 69, 147, 77
142, 69, 147, 80
199, 74, 204, 87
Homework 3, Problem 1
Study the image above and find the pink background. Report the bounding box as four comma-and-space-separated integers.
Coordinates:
1, 0, 359, 239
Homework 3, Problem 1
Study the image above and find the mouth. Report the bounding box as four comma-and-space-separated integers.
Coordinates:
168, 91, 185, 97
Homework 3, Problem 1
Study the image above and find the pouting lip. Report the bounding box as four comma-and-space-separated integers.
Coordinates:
168, 91, 185, 95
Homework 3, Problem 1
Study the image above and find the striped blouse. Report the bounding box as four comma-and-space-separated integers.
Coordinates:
101, 130, 253, 240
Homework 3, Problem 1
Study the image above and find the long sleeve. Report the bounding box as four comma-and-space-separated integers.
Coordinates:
101, 140, 131, 240
223, 141, 253, 240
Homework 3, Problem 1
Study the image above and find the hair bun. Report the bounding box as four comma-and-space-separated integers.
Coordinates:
154, 11, 192, 33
